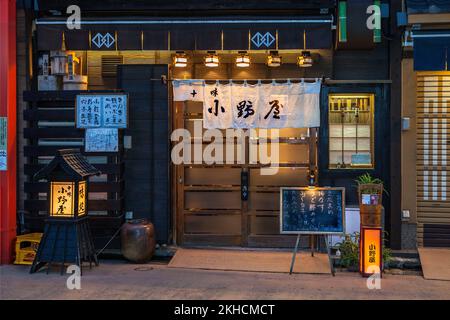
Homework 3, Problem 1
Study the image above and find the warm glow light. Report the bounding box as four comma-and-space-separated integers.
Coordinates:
267, 51, 282, 67
205, 51, 219, 67
78, 181, 87, 216
360, 227, 382, 276
50, 182, 75, 217
298, 51, 313, 68
173, 51, 188, 68
236, 51, 250, 68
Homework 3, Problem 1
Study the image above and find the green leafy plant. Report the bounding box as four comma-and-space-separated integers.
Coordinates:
336, 232, 360, 269
355, 173, 389, 196
382, 231, 392, 266
336, 231, 392, 270
355, 173, 383, 185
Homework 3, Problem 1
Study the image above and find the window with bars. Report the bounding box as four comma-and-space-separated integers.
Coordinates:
328, 94, 375, 169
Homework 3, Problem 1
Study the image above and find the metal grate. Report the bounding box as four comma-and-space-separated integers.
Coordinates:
101, 55, 123, 78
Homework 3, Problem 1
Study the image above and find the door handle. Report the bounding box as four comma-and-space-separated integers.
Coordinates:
241, 171, 249, 201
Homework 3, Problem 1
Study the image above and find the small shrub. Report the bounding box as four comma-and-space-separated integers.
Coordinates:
336, 231, 392, 270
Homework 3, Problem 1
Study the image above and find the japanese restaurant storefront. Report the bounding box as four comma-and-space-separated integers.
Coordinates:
11, 0, 401, 255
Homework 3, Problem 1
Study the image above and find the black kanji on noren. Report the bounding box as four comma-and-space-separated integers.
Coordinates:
264, 100, 283, 119
237, 100, 255, 119
208, 99, 225, 116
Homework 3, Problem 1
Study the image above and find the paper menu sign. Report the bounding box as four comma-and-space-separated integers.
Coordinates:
85, 128, 119, 152
76, 94, 127, 129
0, 117, 6, 171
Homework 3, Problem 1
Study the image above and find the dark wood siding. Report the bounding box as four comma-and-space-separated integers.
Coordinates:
118, 65, 171, 244
424, 224, 450, 247
22, 90, 125, 250
333, 45, 390, 80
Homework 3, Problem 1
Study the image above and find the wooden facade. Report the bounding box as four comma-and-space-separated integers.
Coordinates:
11, 0, 409, 253
416, 72, 450, 247
22, 91, 125, 249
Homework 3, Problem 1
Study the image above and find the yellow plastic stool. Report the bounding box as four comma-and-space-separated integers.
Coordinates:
14, 233, 43, 265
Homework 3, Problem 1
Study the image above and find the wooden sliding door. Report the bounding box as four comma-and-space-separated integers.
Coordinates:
173, 101, 317, 247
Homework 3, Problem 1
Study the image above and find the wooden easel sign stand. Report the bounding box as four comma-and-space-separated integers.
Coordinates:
280, 187, 346, 277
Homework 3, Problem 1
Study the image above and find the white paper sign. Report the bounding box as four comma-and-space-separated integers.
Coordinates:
76, 94, 128, 128
76, 96, 102, 128
85, 128, 119, 152
102, 95, 127, 128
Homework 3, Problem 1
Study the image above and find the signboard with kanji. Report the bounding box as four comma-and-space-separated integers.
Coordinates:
0, 117, 7, 171
360, 227, 383, 277
76, 95, 102, 128
85, 128, 119, 152
77, 181, 87, 216
280, 187, 345, 234
50, 182, 75, 217
76, 94, 128, 129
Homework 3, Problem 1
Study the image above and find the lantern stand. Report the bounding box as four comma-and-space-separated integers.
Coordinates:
30, 149, 101, 275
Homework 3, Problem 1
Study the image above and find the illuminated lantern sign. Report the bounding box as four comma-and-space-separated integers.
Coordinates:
50, 182, 75, 217
78, 181, 87, 216
30, 149, 101, 274
360, 227, 383, 277
49, 180, 87, 218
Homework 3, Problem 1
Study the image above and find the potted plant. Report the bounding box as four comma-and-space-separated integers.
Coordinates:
335, 232, 360, 271
355, 173, 387, 228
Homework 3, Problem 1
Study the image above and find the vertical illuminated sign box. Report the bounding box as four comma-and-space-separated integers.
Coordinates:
360, 227, 383, 277
30, 149, 101, 274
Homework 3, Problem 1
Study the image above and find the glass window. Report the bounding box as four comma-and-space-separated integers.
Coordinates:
328, 94, 374, 169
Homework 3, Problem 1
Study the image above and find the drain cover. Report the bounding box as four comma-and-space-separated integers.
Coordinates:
133, 266, 154, 272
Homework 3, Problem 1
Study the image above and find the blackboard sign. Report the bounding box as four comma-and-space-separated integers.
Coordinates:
76, 94, 128, 129
280, 187, 345, 234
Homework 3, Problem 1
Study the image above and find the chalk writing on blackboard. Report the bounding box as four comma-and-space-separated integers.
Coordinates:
85, 128, 119, 152
280, 187, 345, 234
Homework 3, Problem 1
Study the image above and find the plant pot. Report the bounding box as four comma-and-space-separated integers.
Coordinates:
358, 183, 383, 228
360, 204, 383, 227
121, 219, 156, 263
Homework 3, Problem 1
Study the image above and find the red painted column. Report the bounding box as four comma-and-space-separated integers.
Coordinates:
0, 0, 17, 264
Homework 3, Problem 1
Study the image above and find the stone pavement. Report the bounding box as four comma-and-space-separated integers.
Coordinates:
1, 260, 449, 300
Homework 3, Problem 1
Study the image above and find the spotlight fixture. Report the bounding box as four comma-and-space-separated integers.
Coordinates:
173, 51, 188, 68
267, 51, 282, 67
205, 51, 219, 67
298, 51, 313, 68
236, 51, 250, 68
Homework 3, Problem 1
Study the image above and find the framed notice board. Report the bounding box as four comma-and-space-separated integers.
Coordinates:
280, 187, 345, 235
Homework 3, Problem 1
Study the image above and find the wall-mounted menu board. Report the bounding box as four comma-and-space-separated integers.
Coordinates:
76, 94, 128, 129
280, 187, 345, 234
85, 128, 119, 152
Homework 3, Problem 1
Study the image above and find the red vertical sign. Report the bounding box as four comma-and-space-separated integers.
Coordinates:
0, 0, 17, 264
